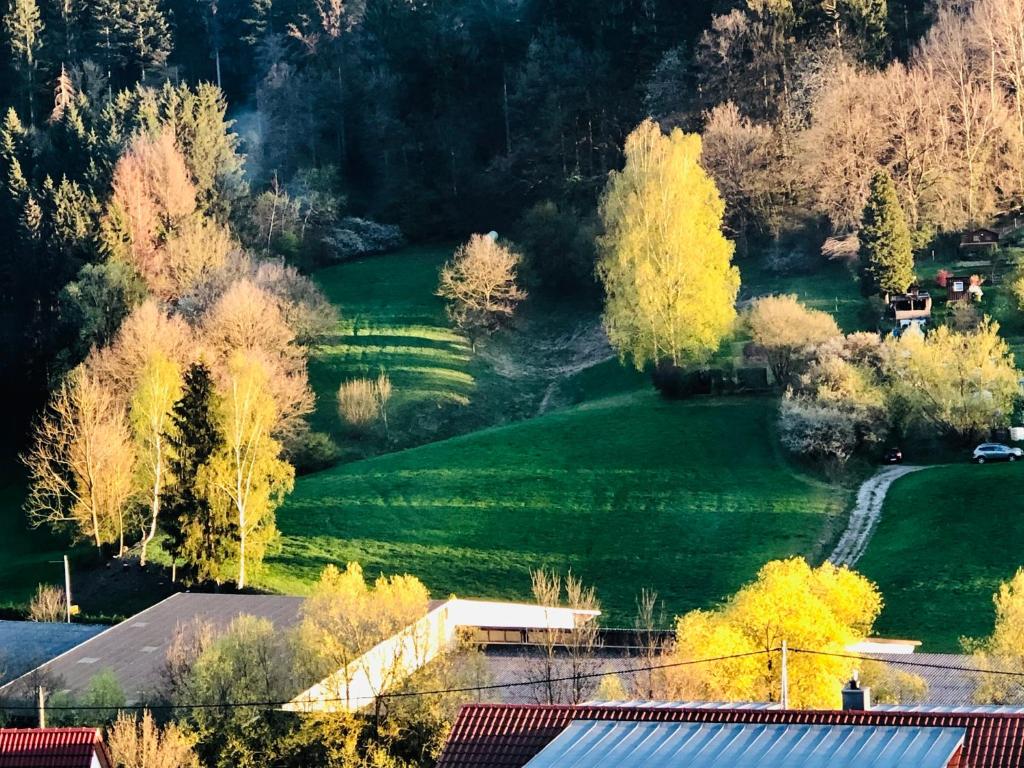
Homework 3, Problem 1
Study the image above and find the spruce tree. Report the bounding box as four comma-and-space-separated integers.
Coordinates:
161, 361, 233, 584
860, 169, 914, 296
92, 0, 171, 84
3, 0, 43, 124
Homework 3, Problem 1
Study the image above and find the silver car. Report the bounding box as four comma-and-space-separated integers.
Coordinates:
972, 443, 1024, 463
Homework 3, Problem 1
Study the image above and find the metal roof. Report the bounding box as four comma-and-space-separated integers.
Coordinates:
0, 622, 105, 685
0, 728, 111, 768
0, 593, 304, 704
437, 703, 1024, 768
522, 720, 965, 768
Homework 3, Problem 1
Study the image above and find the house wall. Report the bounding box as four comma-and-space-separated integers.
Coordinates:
284, 599, 600, 713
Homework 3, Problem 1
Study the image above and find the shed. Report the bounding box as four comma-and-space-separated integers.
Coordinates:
947, 275, 984, 302
961, 228, 1000, 249
888, 289, 932, 321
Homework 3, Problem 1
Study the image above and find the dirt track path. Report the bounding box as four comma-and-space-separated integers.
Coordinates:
828, 464, 930, 568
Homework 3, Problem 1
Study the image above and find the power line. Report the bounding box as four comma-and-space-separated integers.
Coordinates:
0, 649, 776, 713
788, 647, 1024, 678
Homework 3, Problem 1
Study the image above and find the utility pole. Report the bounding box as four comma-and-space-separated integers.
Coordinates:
780, 640, 789, 710
48, 557, 72, 623
37, 686, 46, 728
63, 555, 71, 623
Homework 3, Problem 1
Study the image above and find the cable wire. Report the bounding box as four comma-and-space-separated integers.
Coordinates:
0, 649, 776, 712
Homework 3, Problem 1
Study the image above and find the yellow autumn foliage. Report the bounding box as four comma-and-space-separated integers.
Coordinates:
598, 119, 740, 369
667, 558, 882, 709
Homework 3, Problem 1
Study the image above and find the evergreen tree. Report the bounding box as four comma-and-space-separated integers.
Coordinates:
161, 361, 232, 584
860, 169, 914, 296
3, 0, 43, 123
92, 0, 171, 84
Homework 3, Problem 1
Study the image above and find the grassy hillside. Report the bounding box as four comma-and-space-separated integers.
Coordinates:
0, 471, 73, 610
261, 394, 849, 625
857, 463, 1024, 651
308, 246, 478, 445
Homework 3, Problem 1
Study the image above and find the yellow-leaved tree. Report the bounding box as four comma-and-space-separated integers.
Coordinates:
203, 350, 294, 588
24, 364, 137, 555
883, 319, 1018, 441
294, 562, 430, 709
131, 351, 183, 565
597, 119, 740, 369
970, 569, 1024, 704
666, 558, 882, 709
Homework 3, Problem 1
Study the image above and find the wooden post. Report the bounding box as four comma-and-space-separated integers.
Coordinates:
63, 555, 71, 623
37, 686, 46, 729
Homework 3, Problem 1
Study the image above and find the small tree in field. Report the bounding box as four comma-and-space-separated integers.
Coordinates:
860, 169, 914, 296
437, 234, 526, 346
337, 378, 379, 430
598, 119, 740, 369
747, 295, 841, 385
28, 584, 65, 622
338, 372, 394, 436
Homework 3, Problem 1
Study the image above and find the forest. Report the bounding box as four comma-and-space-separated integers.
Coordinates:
3, 0, 956, 444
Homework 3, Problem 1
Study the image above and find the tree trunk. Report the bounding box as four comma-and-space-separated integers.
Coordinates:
140, 444, 161, 566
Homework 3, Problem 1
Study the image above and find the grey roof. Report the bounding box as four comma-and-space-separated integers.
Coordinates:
0, 621, 106, 684
522, 720, 966, 768
0, 593, 304, 704
867, 653, 979, 707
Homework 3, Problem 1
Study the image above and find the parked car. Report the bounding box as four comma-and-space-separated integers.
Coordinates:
972, 443, 1024, 463
883, 447, 903, 464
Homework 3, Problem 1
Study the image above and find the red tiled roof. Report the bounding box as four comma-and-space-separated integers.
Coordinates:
437, 704, 1024, 768
0, 728, 112, 768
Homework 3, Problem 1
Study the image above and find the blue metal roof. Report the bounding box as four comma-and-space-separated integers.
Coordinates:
522, 720, 966, 768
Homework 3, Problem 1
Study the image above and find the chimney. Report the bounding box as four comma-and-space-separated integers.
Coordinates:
842, 672, 871, 711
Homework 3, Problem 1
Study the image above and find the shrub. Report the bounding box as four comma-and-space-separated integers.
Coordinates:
337, 372, 395, 435
747, 295, 841, 385
28, 584, 65, 622
779, 396, 859, 465
338, 378, 379, 429
321, 218, 405, 262
289, 432, 340, 474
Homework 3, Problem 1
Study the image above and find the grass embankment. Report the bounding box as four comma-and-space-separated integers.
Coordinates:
857, 463, 1024, 651
262, 395, 849, 625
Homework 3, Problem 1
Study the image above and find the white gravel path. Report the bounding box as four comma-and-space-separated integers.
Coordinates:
828, 464, 931, 568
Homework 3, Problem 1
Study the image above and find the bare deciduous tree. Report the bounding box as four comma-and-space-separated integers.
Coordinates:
107, 710, 200, 768
28, 584, 65, 622
437, 234, 526, 348
23, 365, 137, 555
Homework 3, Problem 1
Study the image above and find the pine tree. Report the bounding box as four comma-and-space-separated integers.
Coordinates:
161, 361, 232, 584
3, 0, 43, 124
860, 169, 914, 297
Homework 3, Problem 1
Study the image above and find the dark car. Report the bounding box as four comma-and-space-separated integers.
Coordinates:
972, 443, 1024, 464
883, 447, 903, 464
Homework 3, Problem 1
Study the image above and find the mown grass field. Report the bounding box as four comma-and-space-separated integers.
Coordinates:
0, 469, 73, 611
307, 246, 479, 445
856, 463, 1024, 651
261, 394, 850, 625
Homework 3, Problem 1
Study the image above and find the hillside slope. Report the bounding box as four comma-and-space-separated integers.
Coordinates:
262, 393, 848, 624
